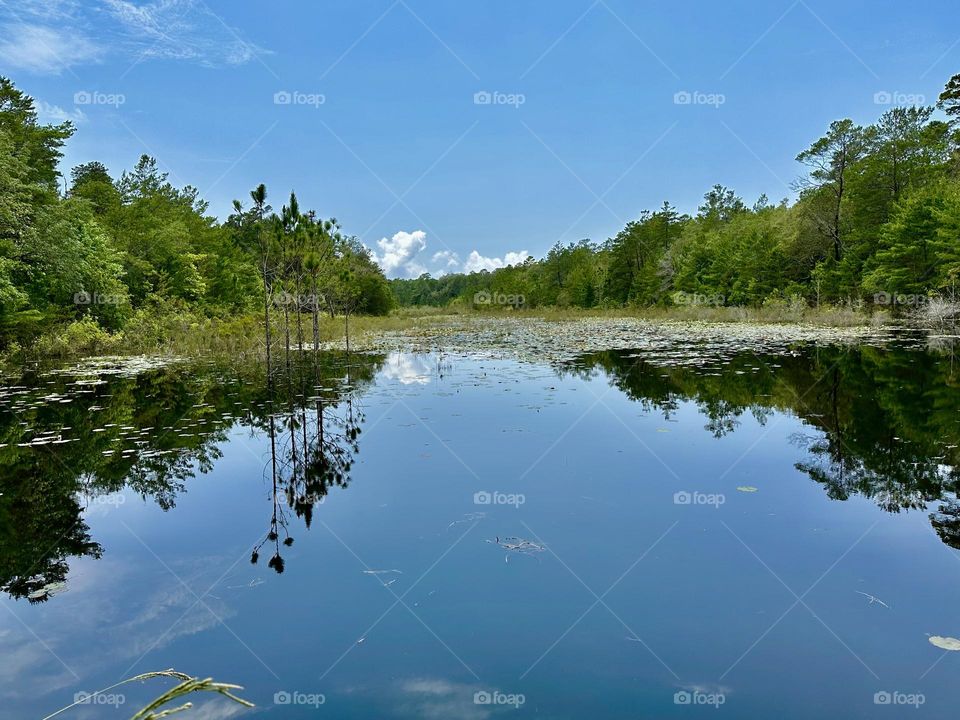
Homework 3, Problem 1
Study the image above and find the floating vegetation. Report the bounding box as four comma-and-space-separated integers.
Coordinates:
45, 355, 182, 380
928, 635, 960, 651
341, 316, 902, 367
855, 591, 890, 609
447, 511, 485, 529
486, 536, 547, 563
226, 578, 265, 590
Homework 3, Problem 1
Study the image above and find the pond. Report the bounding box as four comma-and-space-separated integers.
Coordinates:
2, 337, 960, 718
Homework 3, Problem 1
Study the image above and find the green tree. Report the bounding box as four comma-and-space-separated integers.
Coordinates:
0, 76, 73, 189
796, 119, 867, 261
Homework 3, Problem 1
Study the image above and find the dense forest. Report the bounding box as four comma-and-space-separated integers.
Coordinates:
0, 75, 392, 352
392, 72, 960, 312
3, 72, 960, 355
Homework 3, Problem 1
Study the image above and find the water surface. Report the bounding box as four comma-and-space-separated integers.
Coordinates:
2, 341, 960, 718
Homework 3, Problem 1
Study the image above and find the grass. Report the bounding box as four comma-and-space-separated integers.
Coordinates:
3, 302, 892, 365
394, 302, 885, 327
42, 670, 253, 720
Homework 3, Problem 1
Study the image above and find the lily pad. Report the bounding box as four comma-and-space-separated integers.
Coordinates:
929, 635, 960, 651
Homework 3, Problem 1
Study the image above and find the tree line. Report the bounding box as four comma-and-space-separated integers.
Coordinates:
0, 76, 392, 351
5, 70, 960, 346
392, 72, 960, 312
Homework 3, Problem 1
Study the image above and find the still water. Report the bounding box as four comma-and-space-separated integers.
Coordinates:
2, 342, 960, 718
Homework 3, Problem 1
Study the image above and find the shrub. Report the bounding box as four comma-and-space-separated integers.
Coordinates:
33, 317, 120, 357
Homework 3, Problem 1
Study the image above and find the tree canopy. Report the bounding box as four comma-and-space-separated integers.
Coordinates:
0, 76, 392, 349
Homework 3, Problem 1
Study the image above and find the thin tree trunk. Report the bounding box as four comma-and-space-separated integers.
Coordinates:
311, 277, 320, 354
283, 298, 292, 378
295, 275, 305, 354
262, 258, 272, 369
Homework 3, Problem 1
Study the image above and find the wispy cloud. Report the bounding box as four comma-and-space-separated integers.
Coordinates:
0, 0, 268, 75
103, 0, 269, 67
36, 100, 87, 124
0, 23, 102, 74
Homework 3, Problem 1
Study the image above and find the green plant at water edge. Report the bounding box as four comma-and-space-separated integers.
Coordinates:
41, 670, 254, 720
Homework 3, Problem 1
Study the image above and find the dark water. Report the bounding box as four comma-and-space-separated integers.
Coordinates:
2, 341, 960, 718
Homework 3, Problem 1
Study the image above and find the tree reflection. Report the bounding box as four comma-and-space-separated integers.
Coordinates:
561, 345, 960, 548
250, 351, 369, 573
0, 351, 383, 601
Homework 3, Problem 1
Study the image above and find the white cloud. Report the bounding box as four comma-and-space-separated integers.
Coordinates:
369, 231, 532, 278
404, 261, 428, 277
370, 230, 428, 278
462, 249, 531, 273
399, 678, 492, 720
0, 23, 101, 74
176, 699, 249, 720
381, 352, 434, 385
431, 250, 461, 268
36, 100, 87, 124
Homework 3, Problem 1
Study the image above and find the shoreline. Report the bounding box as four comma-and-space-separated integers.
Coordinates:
5, 307, 952, 368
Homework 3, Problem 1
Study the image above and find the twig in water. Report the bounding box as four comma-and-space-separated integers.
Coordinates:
855, 591, 891, 609
486, 536, 546, 563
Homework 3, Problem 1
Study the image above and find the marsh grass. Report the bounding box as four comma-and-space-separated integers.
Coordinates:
42, 669, 253, 720
6, 301, 890, 365
406, 302, 881, 327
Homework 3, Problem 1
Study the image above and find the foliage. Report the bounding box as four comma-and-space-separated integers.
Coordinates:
0, 77, 392, 354
391, 73, 960, 314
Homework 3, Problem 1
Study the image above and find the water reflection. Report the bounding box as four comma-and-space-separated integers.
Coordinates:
4, 340, 960, 609
0, 352, 385, 602
252, 354, 369, 574
561, 345, 960, 548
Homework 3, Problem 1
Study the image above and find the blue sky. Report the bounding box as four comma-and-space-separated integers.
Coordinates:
1, 0, 958, 277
